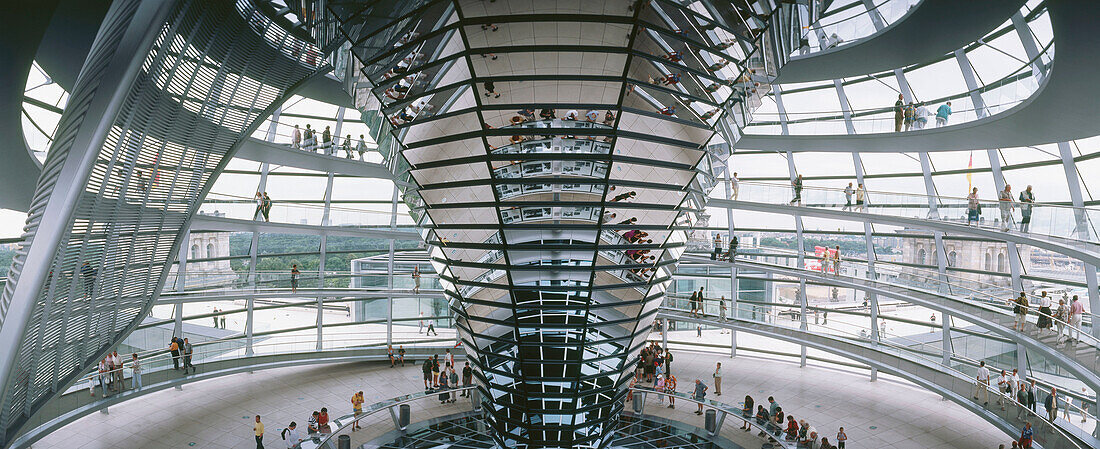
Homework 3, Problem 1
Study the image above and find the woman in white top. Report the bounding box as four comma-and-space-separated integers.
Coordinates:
1035, 291, 1053, 334
355, 135, 367, 161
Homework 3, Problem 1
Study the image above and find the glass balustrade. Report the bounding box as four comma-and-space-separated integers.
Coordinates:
747, 33, 1053, 135
198, 192, 418, 228
699, 246, 1100, 356
724, 181, 1100, 247
799, 0, 921, 54
655, 301, 1098, 437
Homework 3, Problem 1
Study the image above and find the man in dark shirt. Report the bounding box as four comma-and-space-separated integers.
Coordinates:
422, 359, 433, 390
461, 362, 473, 397
894, 94, 904, 132
80, 262, 96, 297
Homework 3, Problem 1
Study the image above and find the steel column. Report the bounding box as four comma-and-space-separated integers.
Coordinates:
723, 167, 737, 357
386, 185, 399, 346
775, 87, 808, 366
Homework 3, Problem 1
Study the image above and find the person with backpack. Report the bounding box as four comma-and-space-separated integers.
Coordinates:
688, 289, 699, 317
692, 379, 708, 415
280, 422, 300, 449
422, 358, 433, 390
169, 337, 181, 370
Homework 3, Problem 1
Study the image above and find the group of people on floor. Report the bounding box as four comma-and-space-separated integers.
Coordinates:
744, 395, 848, 449
629, 348, 849, 449
420, 349, 475, 404
266, 351, 478, 448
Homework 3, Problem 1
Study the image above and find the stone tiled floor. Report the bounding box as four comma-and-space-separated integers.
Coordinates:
29, 350, 1011, 449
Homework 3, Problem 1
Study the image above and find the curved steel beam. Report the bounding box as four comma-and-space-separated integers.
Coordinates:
8, 345, 458, 449
189, 214, 421, 240
233, 137, 394, 179
708, 198, 1100, 267
738, 0, 1099, 152
0, 0, 58, 210
655, 310, 1094, 449
34, 0, 353, 108
0, 2, 331, 446
0, 0, 350, 213
683, 254, 1100, 407
776, 0, 1026, 84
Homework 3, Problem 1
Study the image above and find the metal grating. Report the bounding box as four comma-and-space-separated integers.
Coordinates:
0, 0, 329, 445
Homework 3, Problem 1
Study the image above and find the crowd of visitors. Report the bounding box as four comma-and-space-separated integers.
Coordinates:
89, 352, 132, 397
974, 356, 1081, 449
630, 345, 848, 449
741, 394, 846, 448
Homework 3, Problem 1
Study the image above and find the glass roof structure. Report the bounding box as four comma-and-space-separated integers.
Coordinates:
1, 0, 1100, 448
